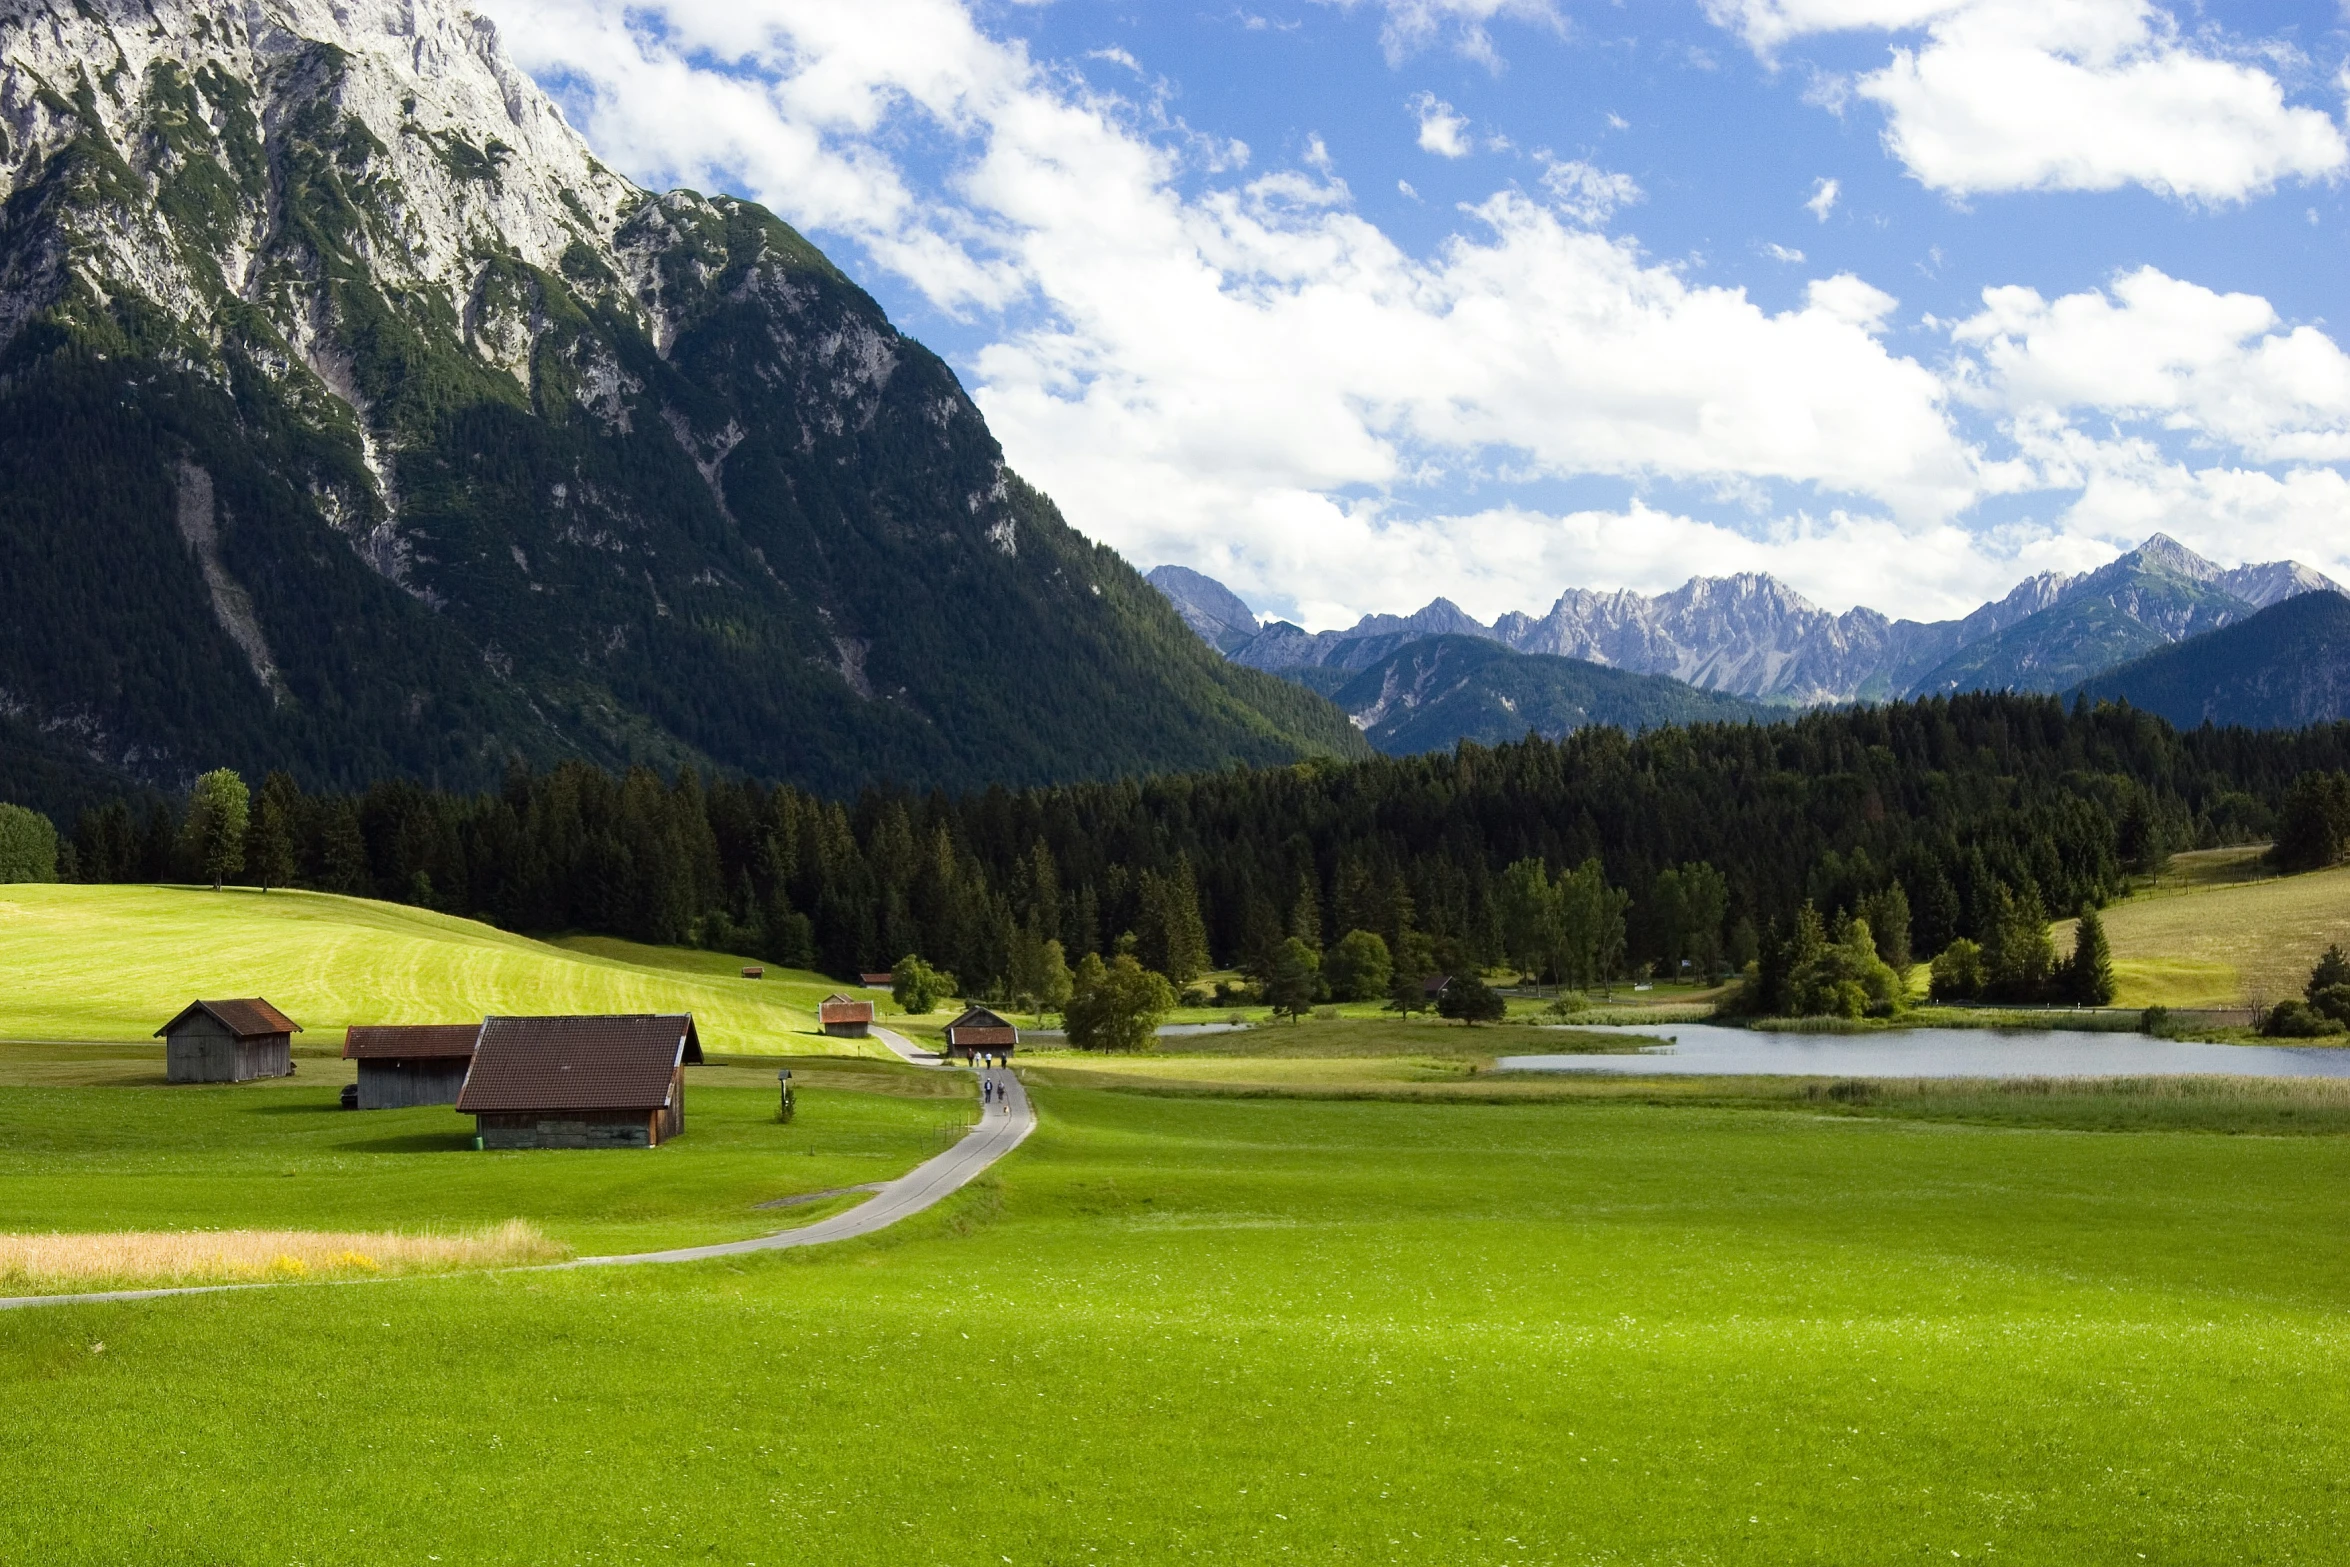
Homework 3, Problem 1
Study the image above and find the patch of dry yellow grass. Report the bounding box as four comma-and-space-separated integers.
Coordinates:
0, 1219, 565, 1291
2053, 860, 2350, 1007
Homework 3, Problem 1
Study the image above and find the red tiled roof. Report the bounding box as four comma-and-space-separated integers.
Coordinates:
455, 1015, 703, 1114
154, 998, 302, 1040
343, 1024, 482, 1061
859, 973, 895, 987
818, 995, 875, 1024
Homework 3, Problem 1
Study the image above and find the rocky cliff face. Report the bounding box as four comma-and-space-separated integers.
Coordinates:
0, 0, 1362, 799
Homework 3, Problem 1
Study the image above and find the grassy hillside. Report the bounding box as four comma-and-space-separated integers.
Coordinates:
0, 885, 908, 1050
7, 1079, 2350, 1560
2052, 847, 2350, 1006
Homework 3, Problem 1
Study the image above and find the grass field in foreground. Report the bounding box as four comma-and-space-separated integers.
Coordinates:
6, 1071, 2350, 1562
0, 1054, 968, 1263
0, 883, 900, 1051
2052, 855, 2350, 1008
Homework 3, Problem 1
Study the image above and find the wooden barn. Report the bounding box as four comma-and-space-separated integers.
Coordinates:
455, 1014, 703, 1149
342, 1024, 481, 1110
818, 994, 875, 1038
942, 1005, 1019, 1060
860, 972, 895, 989
157, 999, 301, 1083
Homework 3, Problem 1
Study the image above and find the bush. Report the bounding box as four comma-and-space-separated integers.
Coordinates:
2139, 1004, 2172, 1037
2311, 984, 2350, 1027
1436, 975, 1508, 1026
1929, 939, 1986, 1002
2261, 999, 2346, 1038
0, 803, 59, 883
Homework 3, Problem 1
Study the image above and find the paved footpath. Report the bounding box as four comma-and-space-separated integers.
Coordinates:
0, 1032, 1033, 1311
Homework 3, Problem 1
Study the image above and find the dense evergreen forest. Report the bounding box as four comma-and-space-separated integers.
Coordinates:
35, 693, 2348, 998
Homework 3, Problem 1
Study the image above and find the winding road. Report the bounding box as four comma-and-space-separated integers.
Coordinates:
0, 1029, 1034, 1311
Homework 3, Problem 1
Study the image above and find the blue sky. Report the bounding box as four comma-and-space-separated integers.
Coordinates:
485, 0, 2350, 628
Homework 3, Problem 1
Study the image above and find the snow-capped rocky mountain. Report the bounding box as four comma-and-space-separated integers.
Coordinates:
1166, 535, 2343, 707
0, 0, 1359, 799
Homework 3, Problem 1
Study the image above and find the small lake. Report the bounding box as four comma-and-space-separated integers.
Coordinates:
1498, 1023, 2350, 1079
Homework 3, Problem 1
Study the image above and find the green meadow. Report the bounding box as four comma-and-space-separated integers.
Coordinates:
0, 884, 896, 1051
6, 1057, 2350, 1562
0, 1050, 967, 1259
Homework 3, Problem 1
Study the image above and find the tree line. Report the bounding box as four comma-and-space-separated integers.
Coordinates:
25, 693, 2349, 1014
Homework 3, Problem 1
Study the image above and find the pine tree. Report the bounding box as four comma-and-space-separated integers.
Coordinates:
2065, 906, 2116, 1006
1266, 937, 1322, 1024
1288, 870, 1323, 953
246, 773, 300, 892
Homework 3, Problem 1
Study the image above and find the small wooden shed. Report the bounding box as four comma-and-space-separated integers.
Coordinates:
455, 1014, 703, 1149
860, 972, 895, 990
157, 998, 301, 1083
818, 994, 875, 1038
942, 1005, 1019, 1060
343, 1023, 481, 1110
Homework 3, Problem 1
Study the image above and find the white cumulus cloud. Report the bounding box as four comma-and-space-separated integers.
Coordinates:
1952, 267, 2350, 463
476, 0, 2350, 627
1410, 93, 1472, 157
1539, 157, 1642, 224
1710, 0, 2349, 204
482, 0, 1978, 627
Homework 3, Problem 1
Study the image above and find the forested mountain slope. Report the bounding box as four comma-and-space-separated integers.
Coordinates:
2074, 591, 2350, 730
0, 0, 1363, 797
1286, 636, 1768, 754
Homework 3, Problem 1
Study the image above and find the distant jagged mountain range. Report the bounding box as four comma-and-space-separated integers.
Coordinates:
1150, 536, 2344, 712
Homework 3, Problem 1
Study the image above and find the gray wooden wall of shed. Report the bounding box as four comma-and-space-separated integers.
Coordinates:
356, 1060, 472, 1110
477, 1112, 657, 1150
165, 1018, 292, 1083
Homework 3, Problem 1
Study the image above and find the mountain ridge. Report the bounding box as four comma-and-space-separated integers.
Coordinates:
0, 0, 1367, 796
1166, 533, 2341, 708
1290, 635, 1771, 755
2073, 591, 2350, 731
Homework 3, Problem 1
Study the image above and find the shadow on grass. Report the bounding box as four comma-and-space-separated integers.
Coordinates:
331, 1131, 478, 1153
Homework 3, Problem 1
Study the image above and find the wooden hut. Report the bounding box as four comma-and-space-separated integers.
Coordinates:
455, 1015, 703, 1149
156, 999, 301, 1083
818, 994, 874, 1038
342, 1024, 481, 1110
860, 972, 895, 989
942, 1006, 1019, 1060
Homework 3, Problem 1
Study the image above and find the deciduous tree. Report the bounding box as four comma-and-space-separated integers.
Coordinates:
891, 953, 954, 1015
1065, 952, 1175, 1051
1323, 929, 1391, 1003
183, 769, 249, 891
